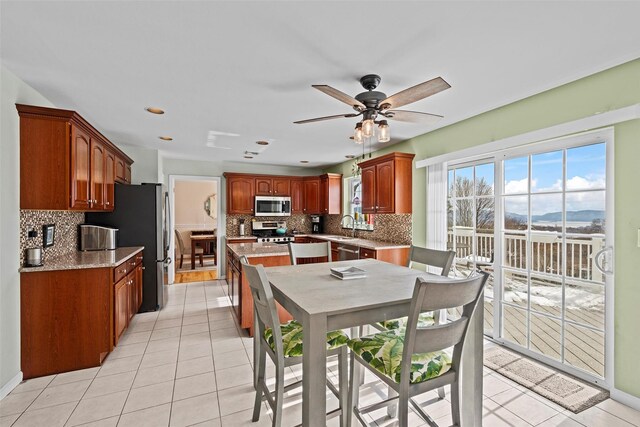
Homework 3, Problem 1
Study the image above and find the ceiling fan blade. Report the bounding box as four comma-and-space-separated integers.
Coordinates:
384, 110, 443, 125
312, 85, 366, 110
379, 77, 451, 110
294, 113, 358, 124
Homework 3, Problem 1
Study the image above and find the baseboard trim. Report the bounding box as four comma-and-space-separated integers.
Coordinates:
611, 388, 640, 411
0, 372, 23, 401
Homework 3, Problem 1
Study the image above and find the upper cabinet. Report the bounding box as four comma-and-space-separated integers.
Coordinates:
359, 152, 415, 214
255, 177, 291, 196
320, 173, 342, 215
17, 104, 133, 211
290, 178, 304, 214
225, 173, 342, 215
225, 174, 255, 215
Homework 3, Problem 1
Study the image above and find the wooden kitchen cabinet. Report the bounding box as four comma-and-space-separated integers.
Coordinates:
17, 104, 133, 211
225, 174, 255, 214
114, 276, 129, 345
359, 152, 415, 214
224, 172, 342, 215
290, 178, 304, 213
359, 246, 410, 265
104, 150, 116, 210
70, 125, 92, 210
90, 139, 106, 210
273, 178, 290, 196
320, 173, 342, 215
115, 155, 131, 184
303, 177, 321, 214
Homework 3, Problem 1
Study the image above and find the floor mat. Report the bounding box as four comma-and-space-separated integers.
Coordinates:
484, 346, 609, 413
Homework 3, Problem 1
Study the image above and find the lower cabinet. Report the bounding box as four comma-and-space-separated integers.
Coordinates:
114, 276, 129, 344
113, 253, 144, 346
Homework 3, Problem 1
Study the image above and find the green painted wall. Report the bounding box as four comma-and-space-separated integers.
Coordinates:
325, 59, 640, 397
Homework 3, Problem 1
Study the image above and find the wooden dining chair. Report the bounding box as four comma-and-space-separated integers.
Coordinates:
287, 241, 332, 265
174, 230, 203, 269
347, 272, 489, 427
240, 257, 350, 427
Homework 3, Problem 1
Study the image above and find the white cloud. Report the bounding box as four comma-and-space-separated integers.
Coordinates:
505, 178, 534, 194
566, 175, 605, 191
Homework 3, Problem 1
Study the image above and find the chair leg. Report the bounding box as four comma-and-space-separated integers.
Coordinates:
347, 351, 360, 427
179, 254, 183, 269
273, 362, 285, 427
387, 385, 398, 418
252, 345, 266, 422
398, 387, 410, 427
338, 347, 348, 427
199, 254, 204, 266
450, 380, 461, 426
437, 386, 446, 399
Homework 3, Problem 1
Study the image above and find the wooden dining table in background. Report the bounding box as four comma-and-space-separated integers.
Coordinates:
190, 234, 216, 269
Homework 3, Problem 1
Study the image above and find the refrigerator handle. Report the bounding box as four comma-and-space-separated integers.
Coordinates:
157, 256, 172, 265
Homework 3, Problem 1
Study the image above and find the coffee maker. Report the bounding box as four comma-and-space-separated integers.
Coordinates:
310, 215, 323, 234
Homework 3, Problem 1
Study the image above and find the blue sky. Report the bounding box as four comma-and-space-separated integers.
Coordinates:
450, 142, 607, 215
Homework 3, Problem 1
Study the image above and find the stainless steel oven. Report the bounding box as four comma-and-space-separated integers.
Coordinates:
255, 196, 291, 217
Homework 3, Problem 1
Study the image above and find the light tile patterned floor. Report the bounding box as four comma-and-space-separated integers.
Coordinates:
1, 279, 639, 427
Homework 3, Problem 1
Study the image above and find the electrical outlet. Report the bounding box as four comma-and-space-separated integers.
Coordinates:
28, 229, 37, 238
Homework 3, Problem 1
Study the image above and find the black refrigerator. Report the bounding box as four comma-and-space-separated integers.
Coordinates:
87, 183, 170, 312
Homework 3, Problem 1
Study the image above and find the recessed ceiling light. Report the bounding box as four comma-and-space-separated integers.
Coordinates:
345, 155, 356, 159
244, 156, 254, 159
158, 136, 173, 141
256, 140, 269, 146
300, 160, 309, 164
146, 107, 165, 114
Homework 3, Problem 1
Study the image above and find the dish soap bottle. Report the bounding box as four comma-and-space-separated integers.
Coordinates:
239, 219, 245, 236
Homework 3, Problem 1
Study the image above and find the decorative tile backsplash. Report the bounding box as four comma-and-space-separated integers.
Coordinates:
226, 212, 411, 245
324, 214, 412, 245
20, 210, 84, 265
226, 214, 312, 237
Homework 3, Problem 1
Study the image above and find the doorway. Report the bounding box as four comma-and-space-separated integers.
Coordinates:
168, 175, 221, 284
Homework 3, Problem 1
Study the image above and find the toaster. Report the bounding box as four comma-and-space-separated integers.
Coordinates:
79, 224, 118, 251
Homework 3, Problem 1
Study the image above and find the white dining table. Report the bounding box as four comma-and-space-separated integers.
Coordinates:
265, 258, 484, 427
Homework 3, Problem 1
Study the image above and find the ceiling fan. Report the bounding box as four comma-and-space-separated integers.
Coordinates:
294, 74, 450, 143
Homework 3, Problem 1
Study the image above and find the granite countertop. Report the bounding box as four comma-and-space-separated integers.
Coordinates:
226, 234, 409, 259
20, 246, 144, 273
227, 242, 290, 258
295, 234, 410, 250
225, 236, 258, 241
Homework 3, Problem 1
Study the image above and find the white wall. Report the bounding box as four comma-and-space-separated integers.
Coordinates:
118, 144, 161, 184
0, 66, 54, 396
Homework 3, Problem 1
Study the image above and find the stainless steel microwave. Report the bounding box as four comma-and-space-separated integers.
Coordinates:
255, 196, 291, 217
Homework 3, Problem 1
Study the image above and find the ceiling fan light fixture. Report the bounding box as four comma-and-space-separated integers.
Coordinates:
354, 122, 363, 144
362, 118, 374, 138
377, 120, 390, 143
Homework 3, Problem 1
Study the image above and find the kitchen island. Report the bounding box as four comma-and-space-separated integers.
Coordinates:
225, 236, 410, 334
20, 247, 144, 379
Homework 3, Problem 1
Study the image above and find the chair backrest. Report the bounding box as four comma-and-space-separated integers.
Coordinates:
400, 272, 488, 385
240, 256, 284, 358
174, 229, 185, 254
288, 241, 332, 265
407, 246, 456, 276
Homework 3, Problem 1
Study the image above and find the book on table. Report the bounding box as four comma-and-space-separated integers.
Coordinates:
330, 266, 366, 280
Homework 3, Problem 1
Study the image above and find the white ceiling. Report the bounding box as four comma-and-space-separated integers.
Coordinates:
2, 1, 640, 168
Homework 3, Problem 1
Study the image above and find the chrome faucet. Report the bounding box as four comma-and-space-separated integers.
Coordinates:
340, 214, 356, 238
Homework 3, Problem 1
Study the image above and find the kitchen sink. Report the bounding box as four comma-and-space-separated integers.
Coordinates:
329, 236, 356, 241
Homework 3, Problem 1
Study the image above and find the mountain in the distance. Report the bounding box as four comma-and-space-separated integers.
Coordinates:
505, 210, 605, 222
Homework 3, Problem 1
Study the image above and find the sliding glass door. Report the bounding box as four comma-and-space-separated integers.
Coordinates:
500, 141, 608, 379
445, 132, 612, 383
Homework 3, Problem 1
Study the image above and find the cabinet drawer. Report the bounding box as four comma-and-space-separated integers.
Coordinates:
127, 257, 137, 271
359, 247, 377, 259
114, 261, 129, 283
135, 252, 143, 265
